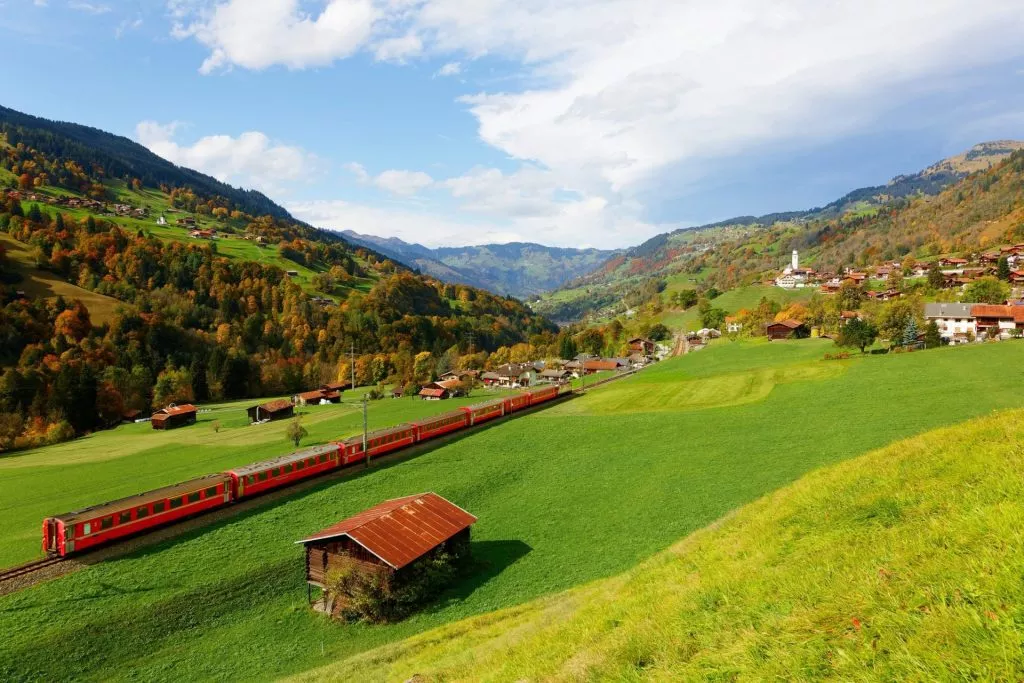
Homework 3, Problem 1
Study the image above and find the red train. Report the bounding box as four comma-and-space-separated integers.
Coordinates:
43, 385, 565, 557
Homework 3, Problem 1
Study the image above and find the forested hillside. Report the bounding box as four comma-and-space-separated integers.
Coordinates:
0, 111, 558, 452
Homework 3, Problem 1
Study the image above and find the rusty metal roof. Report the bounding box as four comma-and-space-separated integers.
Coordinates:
418, 387, 447, 398
297, 493, 477, 569
255, 399, 294, 413
153, 403, 196, 417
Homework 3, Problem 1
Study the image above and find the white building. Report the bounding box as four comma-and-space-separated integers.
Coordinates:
775, 250, 814, 289
924, 303, 977, 342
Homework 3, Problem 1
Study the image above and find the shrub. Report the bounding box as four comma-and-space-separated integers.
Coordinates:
45, 420, 76, 445
325, 539, 468, 623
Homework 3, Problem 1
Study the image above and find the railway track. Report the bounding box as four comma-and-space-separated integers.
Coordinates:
0, 556, 64, 583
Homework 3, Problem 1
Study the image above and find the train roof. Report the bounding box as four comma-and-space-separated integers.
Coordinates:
340, 423, 415, 446
409, 409, 469, 426
228, 443, 340, 477
466, 397, 506, 410
49, 473, 231, 523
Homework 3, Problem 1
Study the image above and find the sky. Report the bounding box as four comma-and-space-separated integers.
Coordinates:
2, 1, 1024, 249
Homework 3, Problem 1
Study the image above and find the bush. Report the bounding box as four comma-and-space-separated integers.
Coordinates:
326, 540, 468, 623
403, 383, 420, 397
45, 420, 76, 445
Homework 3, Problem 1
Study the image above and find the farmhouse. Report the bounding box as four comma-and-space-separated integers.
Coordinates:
418, 379, 463, 400
438, 369, 479, 383
540, 368, 570, 383
294, 388, 341, 406
725, 316, 743, 333
971, 304, 1024, 339
150, 404, 197, 430
939, 257, 969, 268
627, 337, 656, 354
299, 493, 476, 615
924, 303, 977, 342
246, 399, 295, 423
583, 358, 626, 373
766, 319, 807, 340
490, 363, 538, 388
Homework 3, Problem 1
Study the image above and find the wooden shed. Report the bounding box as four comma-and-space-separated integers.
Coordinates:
298, 493, 476, 613
150, 404, 197, 430
766, 319, 807, 340
246, 399, 295, 423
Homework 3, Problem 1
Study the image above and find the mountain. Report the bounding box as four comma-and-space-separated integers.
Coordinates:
342, 230, 618, 298
534, 140, 1024, 321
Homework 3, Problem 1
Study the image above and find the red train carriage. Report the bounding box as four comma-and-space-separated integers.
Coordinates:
411, 409, 470, 442
525, 385, 560, 406
462, 398, 506, 426
506, 392, 531, 413
43, 474, 231, 557
340, 424, 417, 465
227, 443, 341, 500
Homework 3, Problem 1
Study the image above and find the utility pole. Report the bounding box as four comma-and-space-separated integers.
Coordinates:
362, 394, 369, 469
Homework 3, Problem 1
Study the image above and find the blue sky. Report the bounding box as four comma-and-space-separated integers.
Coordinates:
2, 0, 1024, 249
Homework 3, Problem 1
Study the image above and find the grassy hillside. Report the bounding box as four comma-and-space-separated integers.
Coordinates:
2, 340, 1024, 680
0, 389, 515, 568
0, 231, 123, 324
304, 406, 1024, 680
659, 283, 811, 330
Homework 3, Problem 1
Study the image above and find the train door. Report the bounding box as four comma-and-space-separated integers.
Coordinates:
43, 518, 56, 553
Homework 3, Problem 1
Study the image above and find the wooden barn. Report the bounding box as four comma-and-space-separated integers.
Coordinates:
766, 319, 807, 340
246, 399, 295, 423
298, 493, 476, 613
150, 404, 197, 430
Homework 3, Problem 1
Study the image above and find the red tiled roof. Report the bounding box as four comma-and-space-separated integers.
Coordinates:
418, 387, 447, 398
298, 493, 477, 569
257, 399, 294, 413
154, 404, 196, 416
769, 319, 803, 329
971, 304, 1024, 321
583, 360, 620, 371
297, 390, 325, 400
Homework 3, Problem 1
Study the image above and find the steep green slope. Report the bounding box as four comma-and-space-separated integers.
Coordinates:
296, 405, 1024, 681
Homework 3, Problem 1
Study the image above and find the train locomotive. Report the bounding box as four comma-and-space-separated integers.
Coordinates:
42, 385, 564, 557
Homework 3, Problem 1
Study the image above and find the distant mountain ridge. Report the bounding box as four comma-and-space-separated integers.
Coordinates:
342, 230, 618, 298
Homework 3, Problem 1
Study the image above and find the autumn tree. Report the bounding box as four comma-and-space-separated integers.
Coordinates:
285, 417, 308, 447
964, 277, 1009, 304
836, 318, 878, 353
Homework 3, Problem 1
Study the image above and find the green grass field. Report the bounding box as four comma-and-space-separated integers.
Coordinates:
0, 231, 124, 325
309, 405, 1024, 680
0, 389, 515, 568
2, 340, 1024, 680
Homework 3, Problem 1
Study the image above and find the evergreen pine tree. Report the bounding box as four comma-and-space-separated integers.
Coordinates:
902, 318, 919, 346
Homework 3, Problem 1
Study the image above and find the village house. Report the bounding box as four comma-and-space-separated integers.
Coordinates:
294, 388, 341, 406
971, 304, 1024, 339
298, 493, 476, 616
247, 399, 295, 423
627, 352, 650, 368
190, 229, 216, 240
176, 216, 197, 227
438, 369, 480, 384
418, 378, 465, 400
938, 257, 969, 268
488, 363, 538, 388
627, 337, 657, 355
725, 316, 743, 333
924, 303, 977, 343
150, 403, 197, 430
775, 250, 816, 289
540, 368, 571, 383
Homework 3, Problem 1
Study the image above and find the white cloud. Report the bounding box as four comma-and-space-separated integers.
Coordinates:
115, 17, 143, 38
344, 161, 369, 183
173, 0, 377, 74
373, 169, 433, 196
435, 61, 460, 77
68, 0, 110, 13
169, 0, 1024, 247
135, 120, 316, 193
34, 0, 48, 7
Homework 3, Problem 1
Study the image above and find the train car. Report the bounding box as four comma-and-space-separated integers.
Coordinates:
339, 424, 417, 465
227, 443, 341, 500
43, 474, 231, 557
525, 385, 560, 406
462, 398, 506, 426
410, 409, 470, 442
506, 392, 531, 413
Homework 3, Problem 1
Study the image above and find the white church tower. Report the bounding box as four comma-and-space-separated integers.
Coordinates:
792, 250, 799, 271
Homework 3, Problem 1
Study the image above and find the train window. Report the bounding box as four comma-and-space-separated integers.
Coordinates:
284, 464, 293, 473
170, 498, 182, 509
188, 492, 200, 504
137, 506, 149, 519
83, 522, 92, 535
271, 468, 280, 477
154, 502, 166, 513
307, 458, 315, 467
101, 517, 113, 530
258, 472, 268, 482
295, 460, 305, 471
247, 475, 255, 485
119, 511, 131, 524
319, 454, 327, 463
205, 487, 217, 497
